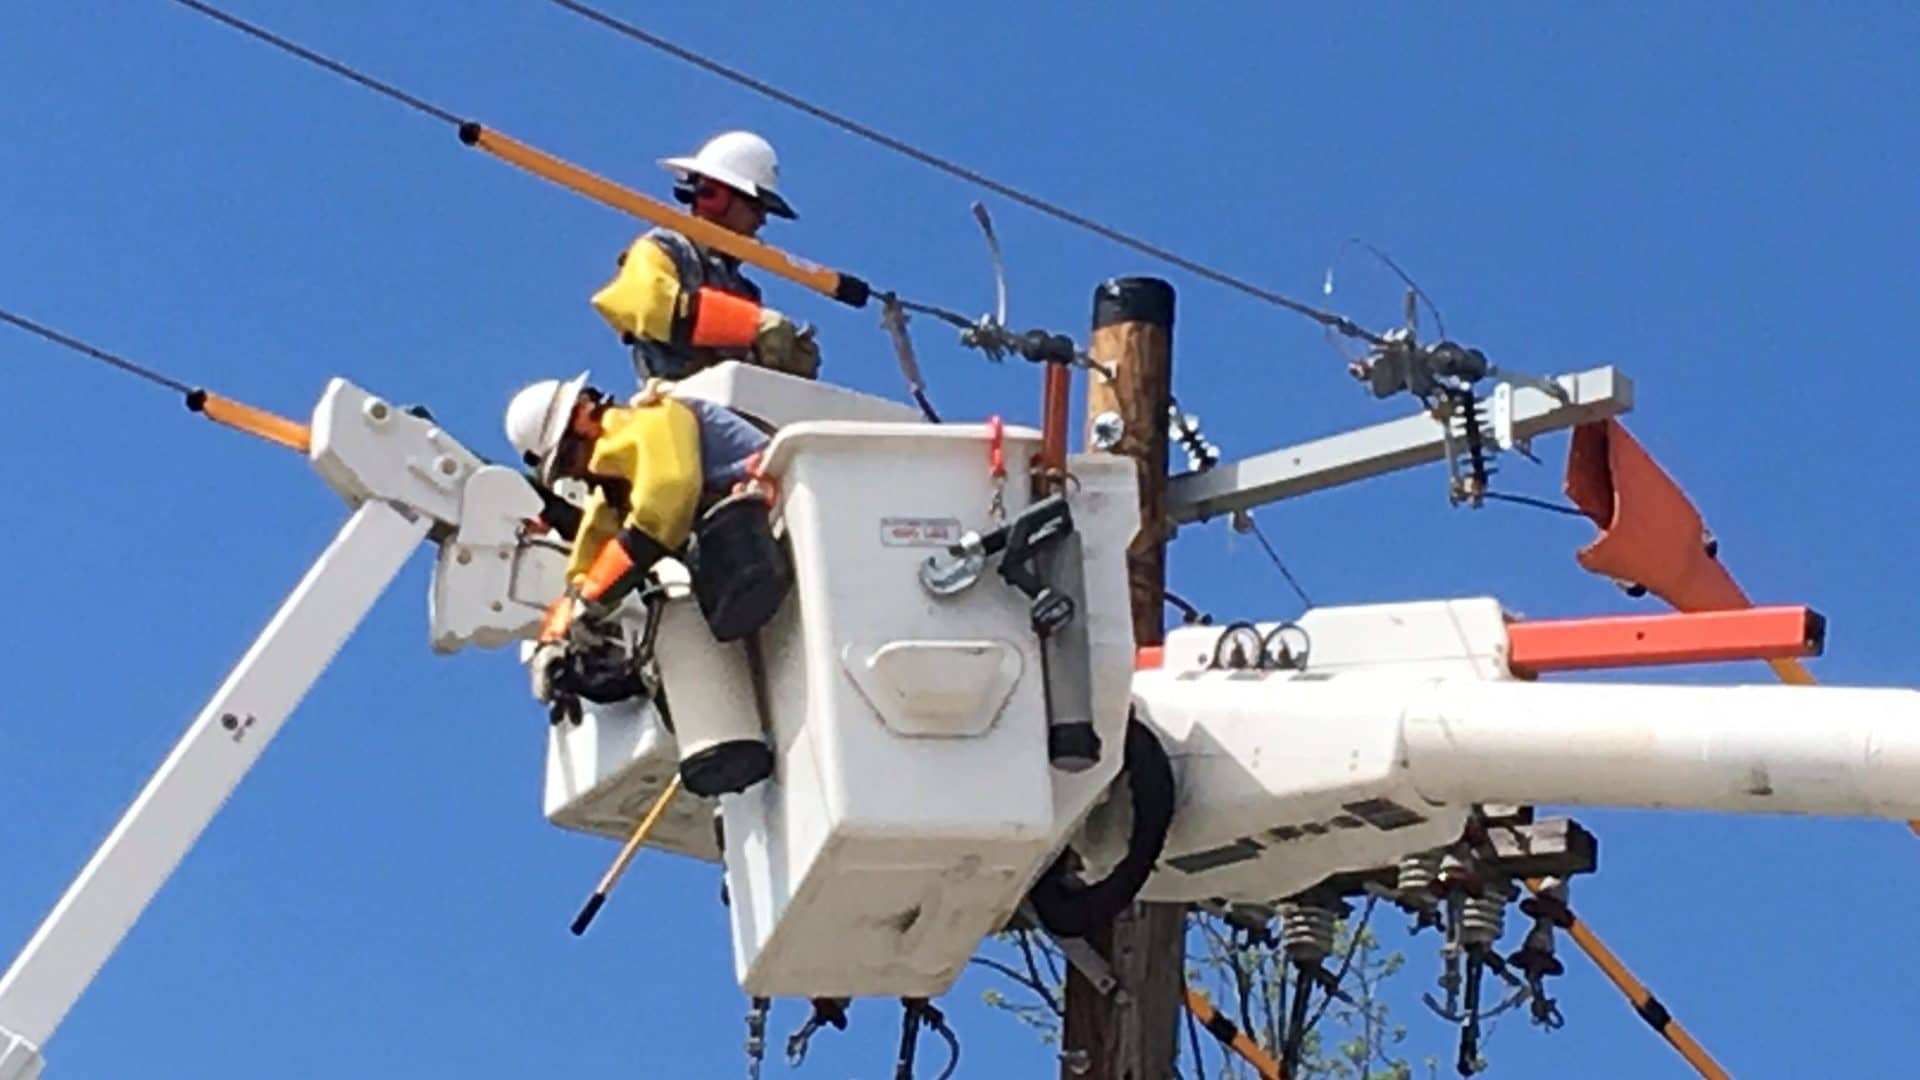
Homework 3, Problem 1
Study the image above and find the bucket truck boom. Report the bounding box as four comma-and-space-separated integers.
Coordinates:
0, 365, 931, 1078
0, 378, 563, 1080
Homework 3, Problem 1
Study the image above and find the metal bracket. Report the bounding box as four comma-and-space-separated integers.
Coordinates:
1168, 366, 1633, 524
1018, 903, 1117, 995
919, 533, 988, 596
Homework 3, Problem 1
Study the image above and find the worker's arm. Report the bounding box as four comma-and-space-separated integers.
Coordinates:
561, 490, 621, 583
538, 401, 704, 642
590, 235, 762, 350
538, 491, 622, 643
591, 233, 820, 378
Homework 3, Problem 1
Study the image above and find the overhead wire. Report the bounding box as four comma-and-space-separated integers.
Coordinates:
1481, 490, 1591, 518
169, 0, 460, 125
1298, 896, 1376, 1039
2, 305, 312, 452
537, 0, 1385, 346
1183, 993, 1209, 1080
168, 0, 881, 314
1232, 511, 1314, 610
1324, 237, 1447, 341
1, 307, 191, 395
1014, 931, 1061, 1016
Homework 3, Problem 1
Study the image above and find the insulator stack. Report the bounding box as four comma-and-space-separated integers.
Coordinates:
1396, 852, 1441, 910
1459, 883, 1509, 949
1279, 900, 1340, 964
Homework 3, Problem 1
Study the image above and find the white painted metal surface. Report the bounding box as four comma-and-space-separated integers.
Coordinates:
541, 695, 720, 860
1404, 680, 1920, 817
531, 369, 992, 865
0, 1031, 43, 1080
718, 421, 1137, 997
672, 360, 925, 428
1167, 365, 1631, 523
1115, 600, 1509, 903
310, 379, 484, 528
1116, 597, 1920, 906
429, 464, 569, 654
0, 500, 428, 1061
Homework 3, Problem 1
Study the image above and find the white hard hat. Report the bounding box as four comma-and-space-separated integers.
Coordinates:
505, 371, 590, 484
661, 130, 797, 219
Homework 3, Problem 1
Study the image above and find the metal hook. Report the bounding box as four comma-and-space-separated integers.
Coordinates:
785, 997, 849, 1067
971, 202, 1009, 329
920, 533, 989, 596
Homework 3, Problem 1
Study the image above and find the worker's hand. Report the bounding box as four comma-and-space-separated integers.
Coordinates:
786, 324, 821, 379
538, 590, 581, 645
529, 641, 582, 726
753, 308, 819, 378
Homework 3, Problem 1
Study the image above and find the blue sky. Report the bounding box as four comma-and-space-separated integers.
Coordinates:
4, 3, 1919, 1077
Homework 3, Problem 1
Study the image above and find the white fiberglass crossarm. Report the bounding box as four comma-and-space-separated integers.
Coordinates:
1166, 365, 1631, 523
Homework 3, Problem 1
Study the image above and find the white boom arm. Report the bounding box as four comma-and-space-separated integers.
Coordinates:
1404, 679, 1920, 817
1112, 600, 1920, 907
0, 502, 427, 1079
0, 378, 549, 1080
0, 367, 927, 1075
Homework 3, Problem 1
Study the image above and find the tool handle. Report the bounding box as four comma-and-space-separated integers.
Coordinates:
568, 774, 683, 936
462, 123, 870, 308
185, 389, 311, 453
569, 893, 607, 937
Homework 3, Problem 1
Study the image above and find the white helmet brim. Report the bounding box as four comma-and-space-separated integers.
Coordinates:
504, 370, 591, 486
660, 156, 797, 220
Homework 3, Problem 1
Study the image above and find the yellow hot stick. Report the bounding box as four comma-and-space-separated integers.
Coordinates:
570, 775, 683, 936
186, 389, 311, 454
1524, 879, 1731, 1080
459, 123, 871, 309
1182, 987, 1287, 1080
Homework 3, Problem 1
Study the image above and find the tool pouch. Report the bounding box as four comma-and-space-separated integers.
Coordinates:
689, 492, 792, 642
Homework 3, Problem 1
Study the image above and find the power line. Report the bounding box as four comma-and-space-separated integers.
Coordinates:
1, 307, 192, 395
1482, 491, 1589, 518
538, 0, 1383, 345
168, 0, 1382, 345
3, 305, 315, 451
169, 0, 462, 126
1231, 510, 1313, 610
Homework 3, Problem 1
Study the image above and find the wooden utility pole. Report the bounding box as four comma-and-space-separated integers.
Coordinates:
1062, 277, 1184, 1080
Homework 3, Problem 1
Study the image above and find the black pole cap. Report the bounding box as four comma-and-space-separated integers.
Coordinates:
1092, 277, 1175, 330
457, 121, 482, 146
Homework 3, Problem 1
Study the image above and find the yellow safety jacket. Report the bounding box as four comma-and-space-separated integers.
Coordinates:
589, 228, 773, 381
562, 396, 704, 584
560, 389, 770, 582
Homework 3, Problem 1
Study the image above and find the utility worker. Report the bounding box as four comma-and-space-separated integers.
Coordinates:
589, 131, 821, 382
505, 373, 773, 712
